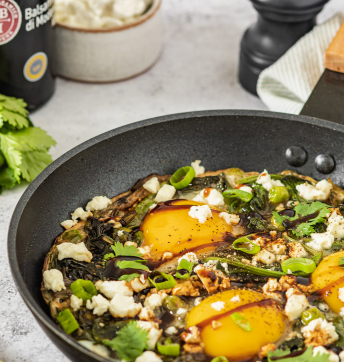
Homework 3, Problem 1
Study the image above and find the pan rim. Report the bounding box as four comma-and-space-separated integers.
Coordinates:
7, 109, 344, 360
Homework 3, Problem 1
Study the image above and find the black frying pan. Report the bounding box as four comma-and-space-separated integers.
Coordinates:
8, 109, 344, 362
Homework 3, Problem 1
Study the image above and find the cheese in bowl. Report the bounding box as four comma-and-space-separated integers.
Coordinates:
42, 162, 344, 362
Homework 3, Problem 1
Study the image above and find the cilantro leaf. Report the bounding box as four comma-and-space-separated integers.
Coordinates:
0, 133, 22, 181
0, 108, 30, 129
117, 260, 149, 271
111, 242, 142, 258
0, 94, 29, 117
119, 273, 140, 282
102, 320, 148, 361
294, 202, 328, 217
0, 167, 16, 188
19, 149, 53, 182
268, 347, 329, 362
103, 253, 115, 266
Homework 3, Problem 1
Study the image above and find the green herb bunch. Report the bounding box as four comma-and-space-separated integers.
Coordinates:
0, 94, 56, 194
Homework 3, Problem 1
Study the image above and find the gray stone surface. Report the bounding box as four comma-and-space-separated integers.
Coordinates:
0, 0, 342, 361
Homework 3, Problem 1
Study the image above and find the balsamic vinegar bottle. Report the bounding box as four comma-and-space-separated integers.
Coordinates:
0, 0, 55, 110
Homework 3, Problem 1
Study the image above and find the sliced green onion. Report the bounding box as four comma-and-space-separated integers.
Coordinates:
211, 357, 228, 362
237, 174, 283, 185
312, 252, 323, 265
70, 279, 98, 301
204, 257, 285, 278
222, 189, 253, 202
56, 309, 79, 334
170, 166, 196, 189
157, 338, 180, 356
149, 272, 176, 290
281, 257, 316, 275
230, 312, 252, 331
232, 236, 261, 255
175, 259, 193, 279
62, 229, 83, 243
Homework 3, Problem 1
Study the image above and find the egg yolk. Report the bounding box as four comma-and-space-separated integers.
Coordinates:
140, 200, 232, 258
311, 251, 344, 314
187, 290, 286, 361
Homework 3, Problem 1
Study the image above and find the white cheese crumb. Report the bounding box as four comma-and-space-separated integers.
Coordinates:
188, 205, 212, 223
61, 219, 77, 229
70, 295, 83, 311
78, 340, 110, 358
86, 196, 112, 212
285, 294, 309, 321
135, 351, 162, 362
308, 231, 335, 251
95, 280, 133, 299
219, 212, 240, 225
220, 262, 229, 273
136, 321, 162, 350
340, 351, 344, 362
313, 347, 339, 362
86, 295, 110, 316
287, 242, 308, 258
338, 288, 344, 303
230, 295, 240, 302
318, 303, 330, 312
178, 252, 198, 264
211, 301, 225, 311
57, 242, 92, 262
302, 318, 338, 345
165, 326, 178, 335
253, 249, 276, 265
43, 269, 66, 292
176, 308, 187, 315
327, 210, 344, 239
131, 277, 151, 293
194, 297, 202, 306
71, 207, 92, 221
154, 184, 176, 203
144, 293, 166, 310
339, 307, 344, 319
191, 160, 205, 176
149, 203, 157, 210
296, 180, 332, 201
143, 177, 160, 194
194, 188, 225, 206
117, 230, 124, 236
109, 294, 142, 318
256, 169, 284, 191
239, 186, 253, 194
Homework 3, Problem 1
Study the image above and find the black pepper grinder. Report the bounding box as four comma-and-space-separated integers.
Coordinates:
0, 0, 55, 110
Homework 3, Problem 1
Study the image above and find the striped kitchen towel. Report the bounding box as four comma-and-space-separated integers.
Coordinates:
257, 13, 344, 115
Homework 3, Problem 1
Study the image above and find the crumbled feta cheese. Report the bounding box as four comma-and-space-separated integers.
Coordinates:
61, 219, 77, 229
287, 242, 308, 258
149, 203, 157, 210
86, 295, 110, 316
202, 259, 217, 270
137, 321, 162, 350
194, 188, 224, 206
131, 277, 151, 293
139, 307, 155, 321
296, 180, 332, 201
313, 347, 339, 362
144, 293, 166, 310
194, 297, 202, 306
253, 249, 276, 265
308, 232, 335, 251
276, 255, 289, 263
143, 177, 160, 194
211, 301, 225, 311
188, 205, 212, 223
219, 212, 240, 225
340, 351, 344, 362
318, 303, 330, 312
178, 252, 198, 264
109, 294, 142, 318
135, 351, 162, 362
256, 170, 284, 191
154, 184, 176, 203
78, 340, 110, 358
338, 288, 344, 303
86, 196, 111, 212
302, 318, 338, 346
117, 230, 124, 236
230, 295, 240, 302
176, 308, 187, 315
70, 295, 83, 311
285, 294, 309, 321
95, 280, 133, 299
239, 186, 253, 194
71, 207, 92, 221
220, 262, 229, 273
165, 326, 178, 335
339, 307, 344, 319
191, 160, 205, 176
43, 269, 66, 292
327, 211, 344, 239
57, 242, 92, 262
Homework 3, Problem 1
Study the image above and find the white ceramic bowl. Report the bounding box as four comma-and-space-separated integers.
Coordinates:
55, 0, 162, 83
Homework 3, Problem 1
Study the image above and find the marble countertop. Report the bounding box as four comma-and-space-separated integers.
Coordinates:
0, 1, 342, 361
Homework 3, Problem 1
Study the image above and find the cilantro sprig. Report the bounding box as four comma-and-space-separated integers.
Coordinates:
0, 94, 55, 194
102, 320, 148, 360
103, 242, 148, 281
272, 202, 330, 237
268, 347, 329, 362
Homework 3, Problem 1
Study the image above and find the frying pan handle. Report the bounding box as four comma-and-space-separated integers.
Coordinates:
300, 21, 344, 124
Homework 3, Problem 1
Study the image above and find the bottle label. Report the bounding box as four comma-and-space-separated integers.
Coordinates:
0, 0, 22, 45
23, 52, 48, 82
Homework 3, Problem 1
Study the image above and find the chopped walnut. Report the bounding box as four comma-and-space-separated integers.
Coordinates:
211, 320, 222, 330
139, 307, 155, 321
302, 318, 339, 346
265, 239, 287, 255
279, 275, 297, 291
258, 344, 277, 358
270, 231, 277, 239
262, 278, 282, 293
194, 265, 231, 294
263, 291, 283, 303
287, 242, 308, 258
181, 326, 202, 344
183, 343, 204, 354
297, 283, 315, 295
242, 258, 257, 266
172, 278, 203, 297
138, 246, 152, 259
